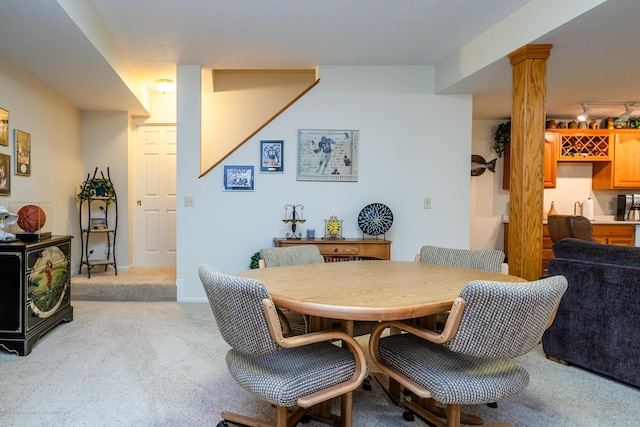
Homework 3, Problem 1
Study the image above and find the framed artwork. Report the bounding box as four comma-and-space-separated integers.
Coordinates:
0, 108, 8, 146
15, 129, 31, 176
0, 153, 10, 196
223, 165, 254, 191
90, 218, 108, 230
297, 129, 358, 182
260, 140, 284, 173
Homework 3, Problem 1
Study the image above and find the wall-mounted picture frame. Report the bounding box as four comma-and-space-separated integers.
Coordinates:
15, 129, 31, 176
297, 129, 358, 182
223, 165, 254, 191
260, 140, 284, 173
0, 153, 11, 196
0, 108, 8, 147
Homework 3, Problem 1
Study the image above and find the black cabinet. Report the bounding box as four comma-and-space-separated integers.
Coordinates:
0, 235, 73, 356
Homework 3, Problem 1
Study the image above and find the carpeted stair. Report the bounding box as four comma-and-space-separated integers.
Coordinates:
71, 267, 177, 301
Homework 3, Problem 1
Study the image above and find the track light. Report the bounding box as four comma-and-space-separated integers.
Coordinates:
577, 106, 591, 121
620, 105, 634, 121
577, 101, 640, 122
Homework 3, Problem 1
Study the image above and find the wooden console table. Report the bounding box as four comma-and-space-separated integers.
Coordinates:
273, 238, 391, 261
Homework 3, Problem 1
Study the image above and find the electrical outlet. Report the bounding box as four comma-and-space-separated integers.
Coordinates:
608, 201, 613, 211
184, 196, 195, 207
423, 197, 431, 209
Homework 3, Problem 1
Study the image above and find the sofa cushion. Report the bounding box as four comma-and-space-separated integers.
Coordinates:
552, 238, 640, 268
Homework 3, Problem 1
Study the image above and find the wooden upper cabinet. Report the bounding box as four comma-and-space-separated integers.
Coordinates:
503, 134, 557, 190
555, 129, 612, 161
592, 131, 640, 189
544, 133, 557, 188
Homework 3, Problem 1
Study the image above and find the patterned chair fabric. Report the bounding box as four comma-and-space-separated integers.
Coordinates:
418, 245, 505, 273
370, 275, 567, 424
259, 245, 377, 337
259, 245, 325, 267
198, 264, 366, 416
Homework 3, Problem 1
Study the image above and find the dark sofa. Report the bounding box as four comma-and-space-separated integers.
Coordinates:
542, 238, 640, 388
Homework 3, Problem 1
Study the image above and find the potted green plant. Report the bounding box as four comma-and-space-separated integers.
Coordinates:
493, 121, 511, 158
77, 177, 115, 201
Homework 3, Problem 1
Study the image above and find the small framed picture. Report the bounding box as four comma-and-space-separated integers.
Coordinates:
0, 108, 8, 146
90, 218, 108, 230
223, 165, 254, 191
15, 129, 31, 176
260, 140, 284, 173
0, 153, 11, 196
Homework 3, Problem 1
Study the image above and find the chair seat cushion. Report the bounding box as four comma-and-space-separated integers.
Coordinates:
227, 341, 361, 407
378, 333, 529, 405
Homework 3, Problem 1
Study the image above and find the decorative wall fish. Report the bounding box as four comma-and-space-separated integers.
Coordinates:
471, 155, 497, 176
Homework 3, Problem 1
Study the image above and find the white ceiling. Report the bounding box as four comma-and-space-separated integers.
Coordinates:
1, 0, 639, 121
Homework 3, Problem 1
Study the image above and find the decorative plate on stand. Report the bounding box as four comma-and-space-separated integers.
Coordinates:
358, 203, 393, 237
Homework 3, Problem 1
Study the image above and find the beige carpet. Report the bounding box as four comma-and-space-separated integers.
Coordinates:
71, 267, 176, 301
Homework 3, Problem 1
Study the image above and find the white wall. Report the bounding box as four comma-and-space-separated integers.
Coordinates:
0, 56, 83, 268
177, 65, 474, 302
82, 111, 132, 271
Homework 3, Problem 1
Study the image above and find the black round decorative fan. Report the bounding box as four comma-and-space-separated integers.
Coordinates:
358, 203, 393, 237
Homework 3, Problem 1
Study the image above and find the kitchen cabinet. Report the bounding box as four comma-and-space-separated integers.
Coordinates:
502, 133, 557, 189
555, 129, 612, 161
592, 131, 640, 189
503, 223, 635, 276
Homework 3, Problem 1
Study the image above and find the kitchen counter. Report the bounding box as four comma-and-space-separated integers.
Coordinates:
501, 214, 640, 225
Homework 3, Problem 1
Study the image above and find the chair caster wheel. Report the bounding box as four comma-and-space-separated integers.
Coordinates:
403, 410, 415, 421
300, 413, 311, 423
487, 402, 498, 408
216, 421, 228, 427
362, 379, 371, 390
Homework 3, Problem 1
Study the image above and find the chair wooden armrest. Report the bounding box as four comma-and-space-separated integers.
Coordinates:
261, 299, 368, 408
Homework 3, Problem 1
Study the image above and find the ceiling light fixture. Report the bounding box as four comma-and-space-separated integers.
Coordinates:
577, 101, 640, 121
577, 104, 591, 121
155, 79, 175, 94
620, 104, 634, 121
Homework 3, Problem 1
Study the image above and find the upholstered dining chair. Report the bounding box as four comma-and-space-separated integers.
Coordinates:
547, 214, 597, 243
369, 276, 568, 427
198, 264, 367, 427
259, 245, 377, 338
414, 245, 505, 273
258, 245, 325, 336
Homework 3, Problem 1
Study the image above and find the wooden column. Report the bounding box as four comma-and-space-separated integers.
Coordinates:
507, 45, 552, 280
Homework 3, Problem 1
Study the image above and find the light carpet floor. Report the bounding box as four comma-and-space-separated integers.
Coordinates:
1, 301, 638, 427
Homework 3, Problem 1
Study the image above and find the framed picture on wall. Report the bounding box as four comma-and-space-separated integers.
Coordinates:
223, 165, 254, 191
15, 129, 31, 176
0, 108, 8, 147
0, 153, 10, 196
260, 140, 284, 173
297, 129, 358, 182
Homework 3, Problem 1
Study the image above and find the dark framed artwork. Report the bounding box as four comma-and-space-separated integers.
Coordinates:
260, 140, 284, 173
0, 153, 10, 196
297, 129, 358, 182
223, 165, 254, 191
0, 108, 8, 147
15, 129, 31, 176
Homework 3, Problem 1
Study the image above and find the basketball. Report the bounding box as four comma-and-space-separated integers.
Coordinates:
17, 205, 46, 232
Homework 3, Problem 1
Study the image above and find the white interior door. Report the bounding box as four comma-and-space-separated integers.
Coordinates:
135, 125, 177, 267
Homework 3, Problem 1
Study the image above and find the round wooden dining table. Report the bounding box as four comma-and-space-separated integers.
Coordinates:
238, 259, 526, 424
237, 259, 525, 322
